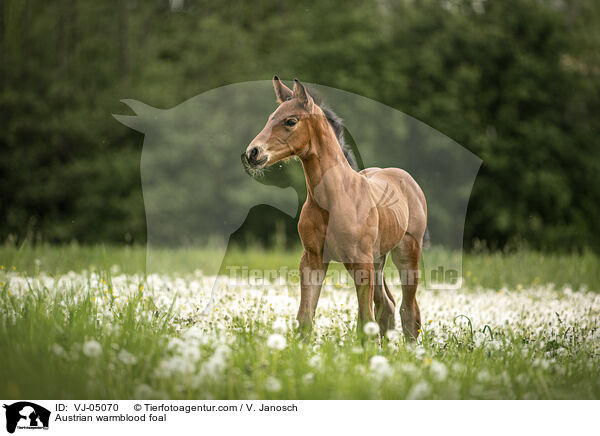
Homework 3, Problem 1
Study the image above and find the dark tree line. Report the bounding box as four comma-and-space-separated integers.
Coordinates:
1, 0, 599, 252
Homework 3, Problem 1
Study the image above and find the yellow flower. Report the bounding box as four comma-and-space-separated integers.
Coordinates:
424, 357, 432, 366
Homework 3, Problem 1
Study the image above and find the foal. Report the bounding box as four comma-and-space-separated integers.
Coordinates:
243, 77, 427, 340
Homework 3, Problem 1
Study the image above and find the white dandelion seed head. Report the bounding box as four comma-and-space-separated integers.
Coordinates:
266, 333, 287, 350
50, 343, 67, 358
369, 355, 393, 379
429, 360, 448, 382
272, 317, 288, 334
82, 340, 102, 358
302, 372, 315, 385
308, 355, 322, 369
385, 329, 400, 342
363, 322, 380, 337
118, 349, 138, 365
265, 376, 282, 392
406, 380, 431, 400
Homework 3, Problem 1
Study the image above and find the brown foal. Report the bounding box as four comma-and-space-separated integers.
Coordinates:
243, 77, 427, 340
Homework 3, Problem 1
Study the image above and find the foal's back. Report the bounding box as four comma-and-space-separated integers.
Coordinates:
360, 167, 428, 251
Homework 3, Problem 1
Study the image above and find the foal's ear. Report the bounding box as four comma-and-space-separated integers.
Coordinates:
293, 78, 314, 112
273, 75, 293, 104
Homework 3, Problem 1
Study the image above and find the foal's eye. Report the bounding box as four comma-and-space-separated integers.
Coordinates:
285, 118, 297, 127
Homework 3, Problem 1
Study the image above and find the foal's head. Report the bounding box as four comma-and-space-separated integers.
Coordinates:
243, 77, 326, 170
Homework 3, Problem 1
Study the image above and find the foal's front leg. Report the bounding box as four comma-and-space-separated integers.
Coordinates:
297, 250, 329, 335
345, 262, 376, 334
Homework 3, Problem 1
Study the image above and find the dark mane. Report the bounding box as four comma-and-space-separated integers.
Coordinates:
304, 90, 359, 171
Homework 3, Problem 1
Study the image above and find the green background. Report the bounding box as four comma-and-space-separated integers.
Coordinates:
1, 0, 599, 252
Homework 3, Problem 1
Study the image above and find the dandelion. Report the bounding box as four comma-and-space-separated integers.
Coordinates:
272, 318, 288, 334
414, 345, 427, 360
82, 340, 102, 358
266, 333, 287, 350
451, 362, 465, 373
406, 381, 431, 400
476, 370, 491, 382
265, 376, 282, 392
370, 355, 393, 379
430, 360, 448, 382
50, 343, 67, 358
363, 322, 380, 337
302, 373, 315, 385
386, 329, 400, 343
118, 349, 138, 365
308, 355, 322, 369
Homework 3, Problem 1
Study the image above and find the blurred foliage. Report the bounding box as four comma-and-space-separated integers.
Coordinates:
1, 0, 599, 251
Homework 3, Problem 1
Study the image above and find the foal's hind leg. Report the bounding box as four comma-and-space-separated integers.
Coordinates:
373, 256, 396, 334
391, 235, 422, 341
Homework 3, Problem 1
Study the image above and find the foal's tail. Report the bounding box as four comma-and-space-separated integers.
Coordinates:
383, 277, 396, 306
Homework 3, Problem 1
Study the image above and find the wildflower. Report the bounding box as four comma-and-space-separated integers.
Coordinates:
302, 373, 315, 385
50, 343, 67, 358
118, 349, 138, 365
82, 340, 102, 358
265, 376, 282, 392
451, 362, 465, 373
414, 345, 427, 359
386, 330, 400, 342
272, 318, 288, 334
370, 355, 393, 379
476, 370, 490, 382
363, 322, 380, 337
308, 355, 322, 369
406, 381, 431, 400
430, 361, 448, 382
266, 333, 287, 350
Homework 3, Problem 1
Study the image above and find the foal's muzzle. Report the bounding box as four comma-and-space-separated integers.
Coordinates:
242, 146, 268, 169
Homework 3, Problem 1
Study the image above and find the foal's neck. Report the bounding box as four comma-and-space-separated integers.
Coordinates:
300, 118, 358, 209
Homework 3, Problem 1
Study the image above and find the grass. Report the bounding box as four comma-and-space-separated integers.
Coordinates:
0, 243, 599, 399
1, 242, 598, 289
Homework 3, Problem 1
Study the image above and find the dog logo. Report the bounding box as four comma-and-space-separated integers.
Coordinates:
3, 402, 50, 433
